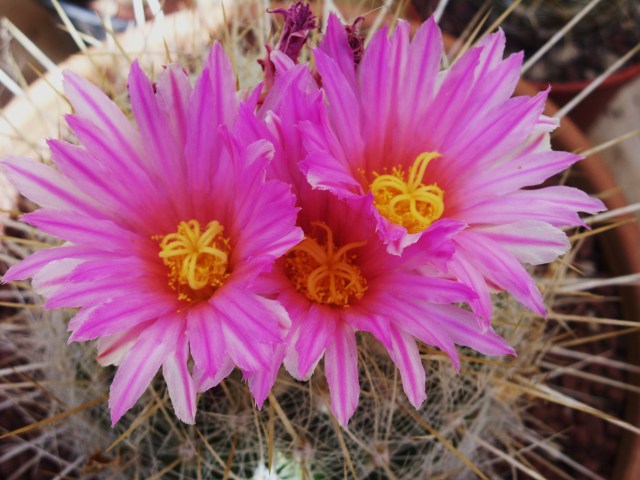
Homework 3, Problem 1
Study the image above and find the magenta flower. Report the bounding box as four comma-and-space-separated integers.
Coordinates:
302, 15, 606, 325
238, 63, 514, 427
269, 1, 317, 62
259, 1, 317, 90
1, 45, 302, 425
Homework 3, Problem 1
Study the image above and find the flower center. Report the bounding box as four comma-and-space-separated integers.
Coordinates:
156, 220, 231, 302
369, 152, 444, 234
285, 222, 367, 307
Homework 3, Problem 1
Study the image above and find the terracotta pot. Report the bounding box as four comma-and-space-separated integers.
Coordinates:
515, 80, 640, 480
446, 31, 640, 480
530, 63, 640, 132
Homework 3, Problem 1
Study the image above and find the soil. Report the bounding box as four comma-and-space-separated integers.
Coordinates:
410, 0, 640, 83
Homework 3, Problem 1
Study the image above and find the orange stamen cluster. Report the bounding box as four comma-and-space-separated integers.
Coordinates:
285, 222, 367, 307
370, 152, 444, 234
156, 220, 231, 302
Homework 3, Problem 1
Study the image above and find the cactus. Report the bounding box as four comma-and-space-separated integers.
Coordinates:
0, 2, 636, 478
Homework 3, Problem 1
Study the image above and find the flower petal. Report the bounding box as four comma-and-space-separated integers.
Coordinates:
109, 316, 183, 425
163, 331, 197, 424
246, 344, 285, 409
2, 245, 110, 283
1, 157, 100, 216
324, 321, 360, 427
69, 294, 176, 341
457, 186, 605, 228
187, 303, 227, 390
293, 304, 336, 378
63, 71, 143, 169
21, 209, 143, 252
313, 47, 365, 164
96, 320, 153, 366
454, 230, 545, 317
156, 64, 192, 150
478, 220, 571, 265
389, 324, 426, 408
214, 289, 283, 372
318, 14, 358, 89
128, 61, 185, 206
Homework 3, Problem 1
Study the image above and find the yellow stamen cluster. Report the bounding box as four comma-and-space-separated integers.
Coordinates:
370, 152, 444, 234
156, 219, 231, 302
285, 222, 367, 307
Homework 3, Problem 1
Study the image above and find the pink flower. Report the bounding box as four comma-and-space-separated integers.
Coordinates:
259, 1, 317, 90
1, 45, 302, 425
301, 15, 606, 326
238, 63, 514, 427
269, 1, 317, 62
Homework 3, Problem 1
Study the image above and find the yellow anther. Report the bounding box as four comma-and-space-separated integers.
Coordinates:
156, 219, 231, 302
370, 152, 444, 234
285, 222, 367, 307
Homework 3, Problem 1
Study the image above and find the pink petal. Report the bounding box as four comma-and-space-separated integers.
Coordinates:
184, 43, 237, 196
48, 140, 130, 213
67, 256, 156, 283
463, 150, 581, 202
435, 91, 548, 188
448, 251, 493, 327
402, 218, 466, 271
381, 273, 474, 305
69, 294, 176, 341
214, 289, 283, 372
2, 245, 108, 283
467, 30, 522, 112
259, 63, 318, 118
455, 230, 546, 317
63, 71, 143, 169
389, 325, 426, 408
245, 344, 285, 409
128, 61, 185, 207
63, 114, 171, 225
313, 47, 365, 164
457, 186, 605, 228
386, 298, 460, 370
424, 48, 482, 153
477, 220, 571, 265
294, 304, 336, 378
357, 22, 396, 143
318, 14, 358, 90
194, 356, 235, 392
269, 49, 296, 73
403, 17, 442, 122
29, 258, 81, 298
205, 43, 238, 127
187, 303, 227, 390
109, 316, 183, 425
441, 309, 515, 357
1, 157, 100, 216
156, 64, 192, 150
45, 277, 150, 309
96, 320, 152, 366
21, 209, 143, 252
228, 143, 303, 281
162, 331, 197, 424
300, 150, 363, 199
324, 321, 360, 427
373, 204, 424, 255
